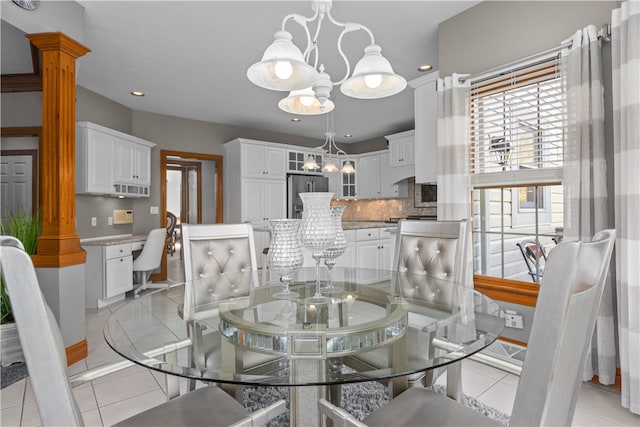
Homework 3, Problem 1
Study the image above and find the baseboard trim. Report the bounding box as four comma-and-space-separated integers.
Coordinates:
592, 369, 622, 391
66, 339, 87, 366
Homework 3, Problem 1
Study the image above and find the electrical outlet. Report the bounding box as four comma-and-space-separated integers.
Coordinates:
398, 204, 403, 212
505, 310, 524, 329
91, 217, 97, 227
357, 206, 361, 212
107, 217, 113, 226
150, 206, 159, 214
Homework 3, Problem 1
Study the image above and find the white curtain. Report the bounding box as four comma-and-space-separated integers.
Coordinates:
562, 25, 617, 387
612, 1, 640, 415
436, 74, 472, 287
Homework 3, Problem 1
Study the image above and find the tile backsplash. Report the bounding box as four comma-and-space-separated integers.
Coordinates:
332, 178, 436, 221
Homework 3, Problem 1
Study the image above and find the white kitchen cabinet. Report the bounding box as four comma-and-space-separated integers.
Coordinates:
287, 149, 323, 175
409, 72, 438, 183
76, 121, 155, 197
83, 242, 133, 309
354, 227, 395, 283
241, 179, 286, 222
386, 129, 416, 184
115, 139, 152, 186
388, 130, 415, 167
224, 139, 288, 229
357, 154, 381, 198
76, 123, 115, 195
241, 142, 286, 180
356, 151, 403, 199
327, 159, 357, 199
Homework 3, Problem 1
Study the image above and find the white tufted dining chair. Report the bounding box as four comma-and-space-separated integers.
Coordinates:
394, 219, 469, 394
180, 223, 262, 391
393, 219, 469, 282
352, 220, 470, 398
0, 235, 286, 427
319, 229, 616, 427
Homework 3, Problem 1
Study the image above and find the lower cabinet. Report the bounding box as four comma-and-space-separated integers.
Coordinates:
286, 226, 397, 278
354, 228, 394, 284
84, 243, 133, 309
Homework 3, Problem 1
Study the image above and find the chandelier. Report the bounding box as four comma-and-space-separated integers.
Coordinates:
303, 113, 355, 174
247, 0, 407, 115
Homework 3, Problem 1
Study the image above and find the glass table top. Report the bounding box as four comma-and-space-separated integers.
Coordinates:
104, 267, 505, 387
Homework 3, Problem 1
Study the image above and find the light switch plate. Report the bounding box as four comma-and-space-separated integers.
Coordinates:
150, 206, 159, 214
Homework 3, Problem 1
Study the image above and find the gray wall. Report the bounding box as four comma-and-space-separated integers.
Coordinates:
438, 1, 617, 76
1, 92, 41, 126
129, 109, 327, 235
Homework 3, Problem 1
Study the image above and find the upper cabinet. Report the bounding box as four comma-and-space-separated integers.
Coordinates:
76, 122, 156, 197
386, 129, 416, 184
241, 142, 286, 180
114, 138, 152, 186
357, 151, 405, 199
287, 149, 323, 175
410, 71, 439, 183
388, 130, 415, 168
224, 138, 287, 225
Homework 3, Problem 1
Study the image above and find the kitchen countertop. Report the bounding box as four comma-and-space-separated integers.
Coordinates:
341, 221, 396, 229
80, 234, 147, 246
253, 221, 395, 232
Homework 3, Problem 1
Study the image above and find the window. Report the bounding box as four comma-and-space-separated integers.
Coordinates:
470, 57, 565, 285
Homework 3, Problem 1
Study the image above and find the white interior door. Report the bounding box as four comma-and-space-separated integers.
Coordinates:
1, 154, 33, 223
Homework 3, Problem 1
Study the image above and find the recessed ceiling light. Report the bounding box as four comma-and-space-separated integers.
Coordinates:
344, 134, 353, 138
291, 117, 301, 122
418, 65, 433, 72
131, 91, 145, 97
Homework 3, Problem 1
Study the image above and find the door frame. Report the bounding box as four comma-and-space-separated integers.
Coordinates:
160, 150, 223, 280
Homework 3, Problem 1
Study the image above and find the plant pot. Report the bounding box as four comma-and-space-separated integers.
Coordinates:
0, 322, 24, 367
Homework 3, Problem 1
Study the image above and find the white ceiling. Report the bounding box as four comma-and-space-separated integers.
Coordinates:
2, 1, 479, 143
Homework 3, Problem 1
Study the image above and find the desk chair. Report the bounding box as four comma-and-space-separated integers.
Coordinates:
0, 236, 286, 427
133, 228, 167, 297
319, 229, 616, 427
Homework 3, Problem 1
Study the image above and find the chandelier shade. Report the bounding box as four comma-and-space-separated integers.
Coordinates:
340, 45, 407, 99
278, 87, 335, 115
247, 0, 406, 112
247, 30, 318, 91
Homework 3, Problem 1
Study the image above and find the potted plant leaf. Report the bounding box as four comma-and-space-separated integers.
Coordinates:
1, 210, 41, 367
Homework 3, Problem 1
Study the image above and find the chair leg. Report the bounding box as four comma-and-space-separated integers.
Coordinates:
134, 272, 148, 298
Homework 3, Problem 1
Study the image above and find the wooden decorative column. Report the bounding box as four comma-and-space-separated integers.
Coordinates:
28, 33, 89, 268
27, 33, 91, 365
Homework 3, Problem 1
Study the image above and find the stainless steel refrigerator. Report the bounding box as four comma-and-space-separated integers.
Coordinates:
287, 174, 329, 218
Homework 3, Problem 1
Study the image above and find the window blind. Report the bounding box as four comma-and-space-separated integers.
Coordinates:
469, 57, 565, 187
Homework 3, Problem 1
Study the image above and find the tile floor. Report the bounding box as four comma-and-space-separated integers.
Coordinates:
1, 254, 639, 426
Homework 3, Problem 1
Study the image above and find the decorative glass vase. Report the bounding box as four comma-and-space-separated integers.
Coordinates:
267, 219, 303, 299
321, 206, 347, 294
298, 192, 335, 304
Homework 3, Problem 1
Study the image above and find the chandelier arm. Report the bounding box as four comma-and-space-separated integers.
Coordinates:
332, 22, 376, 86
282, 12, 316, 64
306, 12, 326, 69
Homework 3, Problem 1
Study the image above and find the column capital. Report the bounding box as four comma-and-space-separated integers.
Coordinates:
27, 32, 90, 58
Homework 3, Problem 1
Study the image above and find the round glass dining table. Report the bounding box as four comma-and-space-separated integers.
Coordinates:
104, 267, 504, 426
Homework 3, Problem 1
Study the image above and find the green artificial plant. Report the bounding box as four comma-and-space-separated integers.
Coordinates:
0, 210, 41, 324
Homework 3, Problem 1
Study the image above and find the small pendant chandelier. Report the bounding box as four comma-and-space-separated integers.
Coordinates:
303, 112, 355, 174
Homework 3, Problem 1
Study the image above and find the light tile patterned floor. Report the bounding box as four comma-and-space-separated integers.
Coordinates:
1, 254, 638, 426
